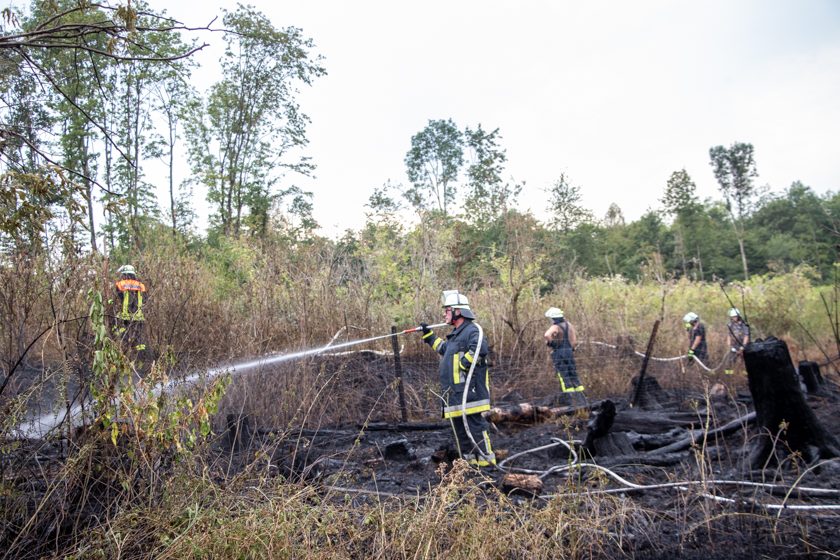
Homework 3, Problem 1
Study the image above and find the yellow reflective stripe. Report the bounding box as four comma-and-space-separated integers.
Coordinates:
558, 376, 569, 392
463, 351, 475, 363
443, 400, 491, 418
422, 331, 434, 340
483, 430, 493, 455
468, 456, 496, 467
452, 354, 461, 384
575, 385, 585, 392
431, 338, 442, 351
122, 291, 130, 318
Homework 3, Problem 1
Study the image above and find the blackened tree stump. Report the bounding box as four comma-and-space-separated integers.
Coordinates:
798, 360, 825, 394
744, 337, 840, 469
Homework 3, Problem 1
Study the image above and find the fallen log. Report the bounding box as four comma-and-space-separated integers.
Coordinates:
485, 402, 589, 425
610, 408, 700, 434
593, 452, 688, 468
647, 411, 756, 455
745, 337, 840, 468
500, 473, 544, 497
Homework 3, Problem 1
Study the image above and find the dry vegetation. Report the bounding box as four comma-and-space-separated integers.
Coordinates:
2, 240, 839, 559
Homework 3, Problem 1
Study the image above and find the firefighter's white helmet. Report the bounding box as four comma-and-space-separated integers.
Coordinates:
545, 307, 564, 319
728, 307, 741, 318
441, 290, 475, 319
683, 312, 698, 324
118, 264, 136, 275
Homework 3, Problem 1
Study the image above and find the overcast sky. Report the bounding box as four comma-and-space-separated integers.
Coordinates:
17, 0, 840, 237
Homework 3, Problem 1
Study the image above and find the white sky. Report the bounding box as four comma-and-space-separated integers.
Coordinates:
12, 0, 840, 237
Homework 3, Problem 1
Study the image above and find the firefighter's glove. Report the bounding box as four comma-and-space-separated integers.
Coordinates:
547, 339, 560, 349
419, 322, 431, 336
687, 349, 695, 360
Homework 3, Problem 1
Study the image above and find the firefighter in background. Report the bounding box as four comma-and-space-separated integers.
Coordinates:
544, 307, 586, 405
683, 312, 708, 366
723, 307, 750, 375
419, 290, 495, 467
113, 264, 147, 354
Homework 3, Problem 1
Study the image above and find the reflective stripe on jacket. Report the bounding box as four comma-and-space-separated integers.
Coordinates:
115, 278, 147, 321
423, 320, 491, 418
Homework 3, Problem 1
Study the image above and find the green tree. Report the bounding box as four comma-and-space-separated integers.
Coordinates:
749, 181, 835, 277
462, 124, 520, 224
709, 142, 759, 280
546, 173, 592, 232
661, 169, 699, 277
185, 5, 325, 237
403, 118, 464, 216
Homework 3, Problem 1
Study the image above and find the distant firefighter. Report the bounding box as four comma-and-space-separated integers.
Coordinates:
723, 308, 750, 375
113, 264, 147, 354
419, 290, 495, 467
683, 312, 707, 365
544, 307, 586, 406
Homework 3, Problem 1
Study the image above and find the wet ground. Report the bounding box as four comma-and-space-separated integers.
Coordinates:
215, 370, 840, 557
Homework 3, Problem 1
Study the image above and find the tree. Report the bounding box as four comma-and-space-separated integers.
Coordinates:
546, 173, 592, 232
661, 169, 699, 277
462, 124, 520, 224
709, 142, 759, 280
184, 5, 325, 237
1, 0, 210, 254
604, 203, 625, 228
403, 118, 464, 216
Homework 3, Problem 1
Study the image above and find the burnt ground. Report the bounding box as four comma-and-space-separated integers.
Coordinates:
5, 351, 840, 558
215, 364, 840, 558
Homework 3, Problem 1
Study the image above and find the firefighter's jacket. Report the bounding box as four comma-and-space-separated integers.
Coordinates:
423, 320, 490, 419
114, 276, 147, 322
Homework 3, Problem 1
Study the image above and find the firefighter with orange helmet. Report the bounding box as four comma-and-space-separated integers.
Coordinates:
114, 264, 147, 353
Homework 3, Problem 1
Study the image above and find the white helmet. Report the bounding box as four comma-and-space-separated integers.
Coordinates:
682, 312, 698, 324
728, 307, 741, 318
545, 307, 564, 319
441, 290, 475, 319
118, 264, 136, 275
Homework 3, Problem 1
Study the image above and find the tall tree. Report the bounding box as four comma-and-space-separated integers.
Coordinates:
661, 168, 699, 277
546, 173, 592, 232
403, 118, 464, 216
185, 6, 325, 237
709, 142, 759, 280
462, 124, 520, 224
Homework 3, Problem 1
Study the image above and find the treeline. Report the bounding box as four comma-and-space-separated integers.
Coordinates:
0, 1, 837, 287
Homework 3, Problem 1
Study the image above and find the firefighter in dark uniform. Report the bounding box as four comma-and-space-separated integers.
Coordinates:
544, 307, 586, 405
723, 307, 750, 375
113, 264, 147, 354
683, 311, 708, 365
419, 290, 495, 467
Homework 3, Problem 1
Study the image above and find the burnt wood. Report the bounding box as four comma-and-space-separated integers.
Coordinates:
745, 337, 840, 468
798, 360, 824, 394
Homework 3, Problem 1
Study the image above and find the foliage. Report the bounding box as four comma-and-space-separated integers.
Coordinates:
183, 5, 325, 238
546, 172, 593, 233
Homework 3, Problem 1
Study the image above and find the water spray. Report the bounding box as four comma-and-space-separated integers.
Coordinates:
17, 322, 448, 438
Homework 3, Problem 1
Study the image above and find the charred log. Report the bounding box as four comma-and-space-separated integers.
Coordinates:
745, 337, 840, 469
648, 411, 756, 455
582, 399, 617, 454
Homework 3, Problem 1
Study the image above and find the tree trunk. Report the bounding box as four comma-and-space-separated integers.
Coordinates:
744, 337, 840, 469
798, 360, 824, 394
